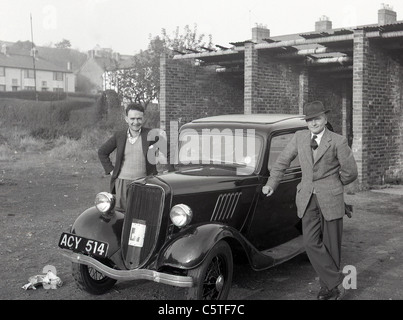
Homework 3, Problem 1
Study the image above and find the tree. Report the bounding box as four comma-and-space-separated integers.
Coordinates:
111, 36, 165, 108
55, 39, 72, 49
161, 23, 213, 55
110, 24, 213, 109
11, 41, 35, 52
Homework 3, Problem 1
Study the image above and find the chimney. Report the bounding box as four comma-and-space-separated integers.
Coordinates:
315, 15, 332, 32
30, 47, 38, 59
67, 61, 72, 71
112, 52, 120, 61
252, 24, 270, 43
1, 44, 8, 55
87, 50, 95, 58
378, 4, 397, 25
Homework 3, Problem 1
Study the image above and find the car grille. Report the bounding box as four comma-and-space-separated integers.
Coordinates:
121, 183, 165, 269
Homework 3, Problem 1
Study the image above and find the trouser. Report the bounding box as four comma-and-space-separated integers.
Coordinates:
302, 194, 344, 290
115, 178, 133, 213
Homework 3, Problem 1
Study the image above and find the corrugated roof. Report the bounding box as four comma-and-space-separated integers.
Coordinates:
357, 22, 403, 32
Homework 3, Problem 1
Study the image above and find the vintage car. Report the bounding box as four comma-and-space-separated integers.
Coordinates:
59, 114, 308, 300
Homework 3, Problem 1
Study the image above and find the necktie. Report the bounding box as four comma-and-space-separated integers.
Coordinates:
311, 135, 318, 150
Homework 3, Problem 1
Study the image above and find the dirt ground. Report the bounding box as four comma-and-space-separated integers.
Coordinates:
0, 151, 402, 301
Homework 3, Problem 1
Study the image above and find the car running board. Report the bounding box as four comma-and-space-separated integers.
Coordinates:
250, 235, 305, 271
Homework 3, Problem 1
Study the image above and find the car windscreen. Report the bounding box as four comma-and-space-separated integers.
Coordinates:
177, 128, 263, 175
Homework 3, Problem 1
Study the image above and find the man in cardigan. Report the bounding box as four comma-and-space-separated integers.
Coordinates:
262, 101, 358, 300
98, 103, 164, 212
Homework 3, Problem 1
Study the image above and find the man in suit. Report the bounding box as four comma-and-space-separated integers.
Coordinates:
262, 101, 358, 300
98, 103, 166, 212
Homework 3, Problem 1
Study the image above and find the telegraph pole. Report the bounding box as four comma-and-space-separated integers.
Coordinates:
30, 14, 38, 102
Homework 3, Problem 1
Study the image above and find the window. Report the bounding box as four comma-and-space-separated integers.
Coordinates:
268, 132, 300, 170
24, 69, 35, 78
0, 67, 5, 77
12, 79, 18, 85
0, 85, 6, 91
53, 87, 64, 92
12, 86, 19, 91
178, 129, 263, 175
24, 86, 35, 91
53, 72, 63, 81
41, 81, 48, 91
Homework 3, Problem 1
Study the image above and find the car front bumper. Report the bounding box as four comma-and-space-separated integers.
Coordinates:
61, 251, 194, 288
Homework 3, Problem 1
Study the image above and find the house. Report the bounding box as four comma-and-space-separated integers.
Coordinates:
0, 42, 76, 93
159, 5, 403, 189
77, 45, 134, 94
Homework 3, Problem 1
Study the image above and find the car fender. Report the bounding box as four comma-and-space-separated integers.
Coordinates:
156, 223, 244, 270
70, 207, 124, 259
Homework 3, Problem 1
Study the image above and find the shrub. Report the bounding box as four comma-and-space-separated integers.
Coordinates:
0, 90, 67, 101
48, 127, 111, 161
18, 136, 47, 152
30, 127, 59, 140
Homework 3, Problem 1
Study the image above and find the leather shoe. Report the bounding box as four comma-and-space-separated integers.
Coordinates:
317, 287, 337, 300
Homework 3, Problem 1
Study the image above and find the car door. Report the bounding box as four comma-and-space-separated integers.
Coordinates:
244, 130, 302, 251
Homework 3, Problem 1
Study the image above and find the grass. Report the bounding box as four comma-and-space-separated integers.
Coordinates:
0, 97, 160, 162
0, 144, 13, 161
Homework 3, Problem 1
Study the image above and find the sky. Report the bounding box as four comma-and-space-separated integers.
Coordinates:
1, 0, 402, 55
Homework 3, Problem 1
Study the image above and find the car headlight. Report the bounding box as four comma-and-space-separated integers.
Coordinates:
170, 204, 193, 227
94, 192, 115, 214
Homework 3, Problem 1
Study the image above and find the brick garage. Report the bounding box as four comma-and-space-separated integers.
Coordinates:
160, 8, 403, 188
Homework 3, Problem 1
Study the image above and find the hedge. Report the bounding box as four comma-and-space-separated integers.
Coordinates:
0, 90, 67, 101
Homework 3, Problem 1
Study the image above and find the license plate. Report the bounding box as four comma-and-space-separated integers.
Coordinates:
58, 232, 109, 258
128, 220, 146, 248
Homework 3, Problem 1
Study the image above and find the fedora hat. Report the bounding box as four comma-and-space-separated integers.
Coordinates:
303, 101, 330, 120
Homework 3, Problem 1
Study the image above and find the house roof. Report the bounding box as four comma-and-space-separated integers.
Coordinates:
0, 53, 73, 73
91, 57, 118, 71
116, 57, 135, 70
86, 56, 135, 72
32, 46, 87, 72
0, 40, 86, 73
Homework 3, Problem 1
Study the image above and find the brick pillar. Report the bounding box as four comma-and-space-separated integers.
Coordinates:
159, 54, 168, 132
341, 81, 348, 138
352, 30, 369, 189
244, 42, 258, 114
299, 68, 309, 114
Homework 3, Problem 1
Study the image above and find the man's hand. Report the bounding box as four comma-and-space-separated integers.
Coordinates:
262, 185, 274, 197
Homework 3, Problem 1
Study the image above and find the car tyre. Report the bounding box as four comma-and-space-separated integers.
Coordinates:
72, 262, 117, 295
187, 240, 233, 300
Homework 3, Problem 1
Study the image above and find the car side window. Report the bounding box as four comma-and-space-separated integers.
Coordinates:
268, 132, 300, 170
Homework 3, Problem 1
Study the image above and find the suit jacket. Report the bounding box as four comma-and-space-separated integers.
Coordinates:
98, 128, 160, 193
266, 128, 358, 221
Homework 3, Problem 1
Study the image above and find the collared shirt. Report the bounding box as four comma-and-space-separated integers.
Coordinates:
127, 128, 141, 144
311, 128, 325, 147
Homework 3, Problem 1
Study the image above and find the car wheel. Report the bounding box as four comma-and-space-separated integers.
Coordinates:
187, 240, 233, 300
72, 262, 117, 295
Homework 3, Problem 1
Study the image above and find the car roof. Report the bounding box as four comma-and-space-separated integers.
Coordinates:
191, 114, 304, 124
181, 114, 308, 135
